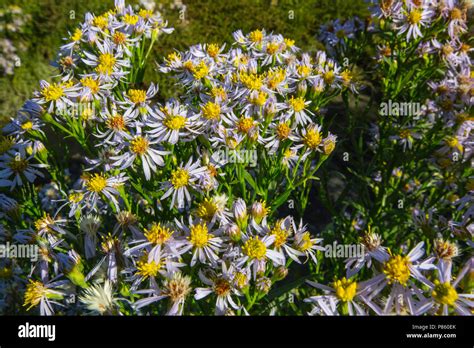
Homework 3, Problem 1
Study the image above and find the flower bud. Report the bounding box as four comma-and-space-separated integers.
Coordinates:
256, 276, 272, 294
297, 80, 307, 97
273, 266, 288, 281
233, 198, 248, 230
225, 224, 242, 242
251, 200, 268, 224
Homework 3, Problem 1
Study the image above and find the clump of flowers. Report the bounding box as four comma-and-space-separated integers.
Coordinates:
0, 0, 344, 316
305, 0, 473, 316
1, 0, 472, 317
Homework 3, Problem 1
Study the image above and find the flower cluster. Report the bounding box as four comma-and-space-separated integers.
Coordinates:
0, 0, 342, 316
0, 0, 471, 317
304, 0, 473, 316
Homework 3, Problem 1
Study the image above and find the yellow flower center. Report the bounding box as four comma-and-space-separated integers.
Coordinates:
130, 136, 149, 155
167, 52, 181, 64
237, 117, 254, 134
296, 232, 313, 251
144, 223, 173, 245
271, 223, 289, 248
196, 198, 218, 221
240, 72, 263, 90
188, 223, 213, 248
71, 28, 82, 41
242, 237, 267, 260
297, 65, 311, 77
276, 123, 290, 139
211, 86, 227, 100
170, 168, 190, 188
383, 255, 411, 286
323, 137, 336, 155
81, 76, 100, 94
450, 8, 463, 20
445, 136, 463, 152
113, 31, 127, 45
284, 38, 295, 48
128, 89, 147, 104
34, 214, 54, 232
289, 96, 306, 112
81, 107, 94, 121
249, 29, 263, 43
207, 43, 220, 58
266, 41, 279, 55
432, 280, 458, 306
266, 68, 286, 90
139, 9, 153, 18
249, 91, 267, 106
192, 61, 209, 79
107, 114, 126, 131
163, 115, 187, 130
86, 173, 108, 193
93, 15, 108, 29
23, 280, 47, 310
399, 129, 411, 139
68, 192, 84, 203
303, 128, 322, 149
408, 9, 423, 24
201, 102, 221, 120
323, 70, 335, 84
333, 277, 357, 302
21, 121, 33, 131
233, 272, 248, 289
42, 83, 64, 102
124, 14, 138, 25
341, 70, 352, 84
136, 260, 162, 278
283, 148, 295, 159
96, 53, 116, 75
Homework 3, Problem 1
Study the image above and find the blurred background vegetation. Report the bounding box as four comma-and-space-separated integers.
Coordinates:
0, 0, 369, 120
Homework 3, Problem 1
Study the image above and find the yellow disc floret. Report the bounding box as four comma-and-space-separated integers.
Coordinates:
201, 101, 221, 120
144, 223, 173, 245
130, 136, 149, 155
163, 114, 187, 130
242, 237, 267, 260
333, 277, 357, 302
86, 173, 108, 193
42, 83, 64, 102
270, 222, 289, 248
383, 254, 411, 286
196, 198, 218, 221
96, 53, 116, 75
432, 280, 458, 306
188, 223, 213, 248
303, 127, 322, 149
23, 280, 47, 311
136, 259, 162, 278
128, 89, 147, 104
408, 9, 423, 24
170, 168, 190, 188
